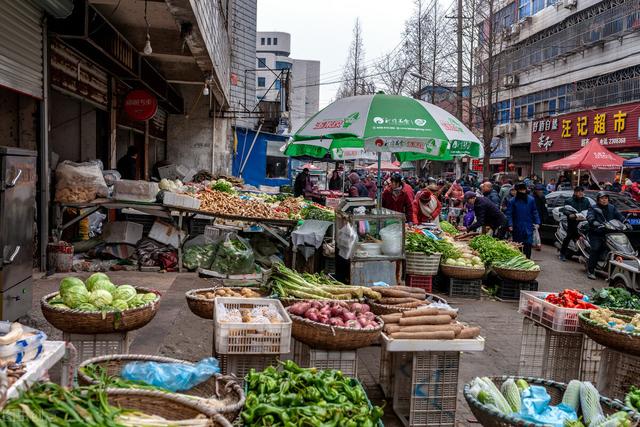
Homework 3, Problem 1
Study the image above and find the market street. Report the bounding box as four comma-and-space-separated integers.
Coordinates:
24, 243, 604, 426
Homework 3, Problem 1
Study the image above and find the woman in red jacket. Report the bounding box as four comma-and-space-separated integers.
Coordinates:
412, 188, 442, 225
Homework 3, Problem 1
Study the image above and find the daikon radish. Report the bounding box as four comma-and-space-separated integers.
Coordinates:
398, 314, 452, 326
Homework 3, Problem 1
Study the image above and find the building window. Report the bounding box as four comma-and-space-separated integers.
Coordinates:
514, 107, 521, 121
267, 38, 271, 45
558, 96, 566, 113
257, 58, 267, 68
275, 79, 281, 90
532, 0, 545, 14
275, 61, 292, 70
266, 140, 288, 178
273, 37, 278, 45
495, 100, 511, 125
548, 99, 556, 115
261, 38, 265, 45
257, 77, 266, 87
519, 0, 530, 20
527, 104, 534, 119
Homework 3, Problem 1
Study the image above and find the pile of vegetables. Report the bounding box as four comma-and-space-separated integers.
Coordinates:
406, 231, 461, 259
625, 386, 640, 412
468, 377, 633, 426
209, 178, 236, 194
269, 264, 381, 300
589, 308, 640, 333
300, 203, 335, 221
493, 254, 540, 271
382, 306, 480, 340
469, 235, 522, 266
197, 189, 289, 219
48, 273, 158, 313
440, 220, 459, 235
287, 301, 380, 329
545, 289, 598, 310
590, 288, 640, 311
242, 361, 383, 427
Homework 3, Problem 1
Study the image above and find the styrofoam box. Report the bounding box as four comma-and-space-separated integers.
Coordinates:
148, 220, 185, 248
163, 192, 201, 210
103, 221, 143, 245
113, 180, 159, 203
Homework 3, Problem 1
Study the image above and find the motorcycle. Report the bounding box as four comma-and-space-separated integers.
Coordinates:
553, 205, 588, 257
575, 213, 636, 275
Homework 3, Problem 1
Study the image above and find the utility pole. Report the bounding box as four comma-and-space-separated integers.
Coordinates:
417, 0, 423, 99
353, 19, 359, 96
431, 0, 437, 103
467, 0, 476, 130
456, 0, 463, 121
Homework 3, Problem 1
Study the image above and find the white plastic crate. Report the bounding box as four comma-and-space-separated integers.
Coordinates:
292, 340, 357, 377
216, 353, 281, 385
379, 339, 394, 398
61, 332, 129, 385
518, 291, 590, 332
214, 297, 291, 354
597, 348, 640, 401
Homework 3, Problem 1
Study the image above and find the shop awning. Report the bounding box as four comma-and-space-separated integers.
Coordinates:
542, 138, 625, 171
623, 157, 640, 168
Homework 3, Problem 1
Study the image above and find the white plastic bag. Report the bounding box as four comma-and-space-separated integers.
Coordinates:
532, 226, 541, 249
55, 160, 109, 203
380, 222, 403, 256
337, 223, 358, 259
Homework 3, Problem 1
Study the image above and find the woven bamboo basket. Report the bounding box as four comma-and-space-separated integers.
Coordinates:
41, 287, 160, 334
287, 312, 383, 350
492, 266, 540, 282
406, 252, 441, 275
105, 388, 234, 426
440, 264, 485, 280
579, 311, 640, 357
611, 307, 640, 317
185, 287, 265, 319
463, 376, 640, 427
78, 354, 244, 422
368, 293, 447, 315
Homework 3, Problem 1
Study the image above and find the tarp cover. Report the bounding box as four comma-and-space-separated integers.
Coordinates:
542, 138, 625, 171
623, 156, 640, 168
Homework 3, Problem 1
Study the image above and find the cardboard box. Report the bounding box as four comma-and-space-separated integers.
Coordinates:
148, 221, 185, 248
103, 222, 144, 245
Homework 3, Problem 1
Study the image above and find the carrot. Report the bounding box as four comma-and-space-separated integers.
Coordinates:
390, 331, 456, 340
402, 307, 439, 317
398, 314, 452, 326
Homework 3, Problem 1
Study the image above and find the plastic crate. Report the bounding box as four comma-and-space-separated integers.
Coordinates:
63, 332, 129, 363
214, 297, 291, 354
379, 339, 394, 398
292, 340, 357, 377
322, 257, 336, 274
392, 351, 459, 426
217, 353, 281, 385
518, 291, 590, 333
406, 252, 441, 275
597, 348, 640, 400
580, 336, 604, 384
448, 278, 481, 299
407, 274, 433, 293
496, 279, 538, 300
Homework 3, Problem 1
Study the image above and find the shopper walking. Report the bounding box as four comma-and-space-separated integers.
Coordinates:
382, 174, 414, 222
412, 187, 442, 225
586, 192, 625, 279
505, 182, 541, 259
459, 191, 506, 236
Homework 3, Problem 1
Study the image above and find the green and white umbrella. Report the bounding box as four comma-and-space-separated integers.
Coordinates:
284, 93, 483, 161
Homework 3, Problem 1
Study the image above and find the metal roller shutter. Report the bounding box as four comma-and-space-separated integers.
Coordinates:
0, 0, 43, 99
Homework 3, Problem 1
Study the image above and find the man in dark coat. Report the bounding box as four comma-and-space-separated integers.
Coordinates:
294, 168, 311, 198
506, 182, 541, 258
586, 192, 625, 279
559, 186, 591, 261
117, 146, 138, 180
532, 184, 549, 224
460, 191, 507, 235
480, 181, 501, 206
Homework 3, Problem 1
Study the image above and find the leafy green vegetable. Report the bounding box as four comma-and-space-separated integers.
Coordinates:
113, 285, 137, 302
85, 273, 109, 291
182, 244, 217, 270
626, 386, 640, 412
406, 232, 461, 259
89, 289, 113, 308
210, 237, 256, 275
209, 178, 236, 194
493, 255, 539, 271
59, 277, 85, 296
469, 235, 522, 266
440, 221, 459, 235
590, 288, 640, 310
62, 285, 90, 308
301, 204, 335, 221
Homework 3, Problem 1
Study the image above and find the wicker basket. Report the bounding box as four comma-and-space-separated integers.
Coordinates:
368, 293, 447, 315
492, 266, 540, 282
185, 287, 265, 320
611, 307, 640, 317
579, 311, 640, 357
41, 287, 160, 334
440, 264, 485, 280
105, 388, 234, 426
463, 376, 640, 427
287, 312, 383, 350
406, 252, 441, 275
78, 354, 245, 422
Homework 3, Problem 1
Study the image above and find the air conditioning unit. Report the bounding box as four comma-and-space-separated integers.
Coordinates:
563, 0, 577, 8
493, 125, 505, 136
510, 23, 521, 36
506, 123, 516, 134
503, 74, 519, 88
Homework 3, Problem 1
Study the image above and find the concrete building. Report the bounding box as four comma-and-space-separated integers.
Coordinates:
256, 31, 320, 133
476, 0, 640, 176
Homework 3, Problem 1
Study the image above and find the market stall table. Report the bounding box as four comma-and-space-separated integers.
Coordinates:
7, 340, 66, 398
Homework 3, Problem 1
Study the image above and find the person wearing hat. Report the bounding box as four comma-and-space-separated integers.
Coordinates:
505, 182, 541, 258
559, 186, 591, 261
347, 172, 369, 197
533, 184, 549, 225
586, 192, 625, 279
412, 187, 442, 225
382, 174, 414, 222
459, 190, 506, 235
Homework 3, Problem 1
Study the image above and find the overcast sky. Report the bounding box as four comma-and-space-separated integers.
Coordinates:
257, 0, 416, 108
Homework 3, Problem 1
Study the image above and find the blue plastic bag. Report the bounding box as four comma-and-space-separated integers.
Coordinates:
517, 385, 577, 427
121, 357, 220, 392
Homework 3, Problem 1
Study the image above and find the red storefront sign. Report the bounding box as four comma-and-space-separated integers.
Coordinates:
124, 89, 158, 121
530, 101, 640, 153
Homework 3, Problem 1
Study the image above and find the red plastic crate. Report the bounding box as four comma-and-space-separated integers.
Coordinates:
407, 274, 433, 292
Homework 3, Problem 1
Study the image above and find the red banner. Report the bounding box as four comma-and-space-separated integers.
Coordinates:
530, 101, 640, 153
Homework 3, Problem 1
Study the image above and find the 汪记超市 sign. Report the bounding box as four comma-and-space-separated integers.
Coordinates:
529, 101, 640, 153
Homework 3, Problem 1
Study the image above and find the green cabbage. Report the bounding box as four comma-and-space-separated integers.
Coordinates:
113, 285, 137, 302
90, 289, 113, 308
111, 300, 129, 311
59, 277, 85, 297
92, 280, 117, 295
63, 286, 90, 308
141, 293, 157, 303
85, 273, 110, 291
48, 295, 64, 305
50, 303, 70, 310
76, 303, 98, 312
129, 294, 145, 308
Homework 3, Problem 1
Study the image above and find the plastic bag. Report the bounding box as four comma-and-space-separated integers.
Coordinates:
55, 160, 109, 203
183, 244, 217, 270
380, 222, 403, 256
517, 385, 577, 426
337, 223, 358, 259
532, 226, 541, 249
102, 170, 121, 186
210, 234, 255, 274
121, 357, 220, 392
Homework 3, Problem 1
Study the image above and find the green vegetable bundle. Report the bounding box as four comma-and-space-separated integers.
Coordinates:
242, 360, 383, 427
493, 255, 540, 271
405, 232, 461, 259
469, 235, 522, 266
626, 386, 640, 412
209, 178, 236, 194
182, 244, 217, 271
440, 221, 459, 235
210, 236, 256, 275
590, 288, 640, 311
301, 204, 335, 221
80, 364, 165, 391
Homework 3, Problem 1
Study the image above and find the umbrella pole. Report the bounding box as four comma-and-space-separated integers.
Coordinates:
577, 169, 581, 187
621, 166, 624, 183
377, 152, 382, 208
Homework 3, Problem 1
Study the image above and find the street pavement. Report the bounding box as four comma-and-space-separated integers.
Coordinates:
24, 244, 606, 426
